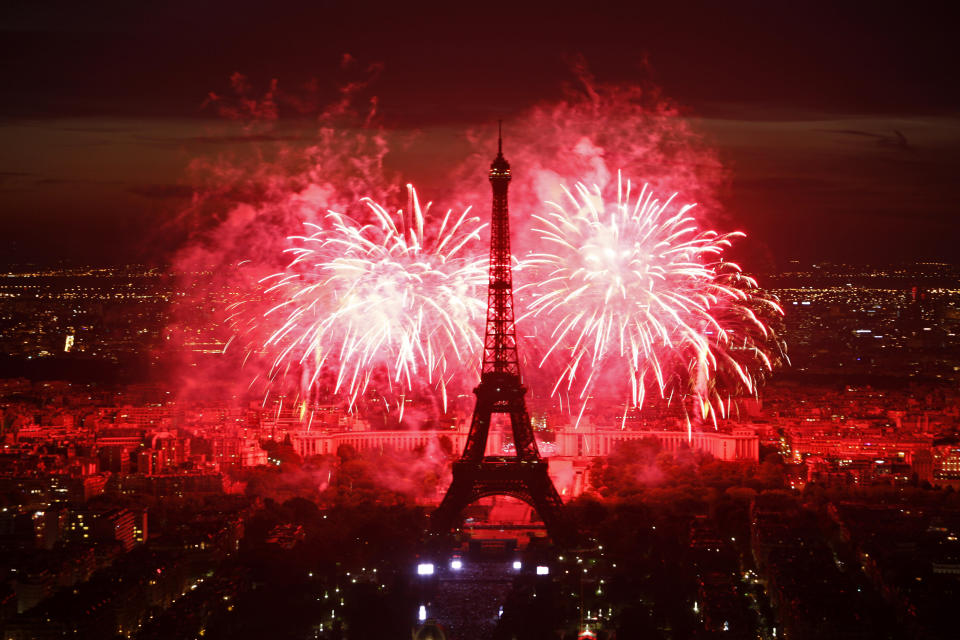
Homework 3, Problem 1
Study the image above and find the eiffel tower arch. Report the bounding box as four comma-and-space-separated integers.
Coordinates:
432, 127, 570, 544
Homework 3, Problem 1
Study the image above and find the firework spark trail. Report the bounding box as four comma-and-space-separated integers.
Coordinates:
451, 69, 725, 260
237, 186, 488, 411
520, 172, 783, 425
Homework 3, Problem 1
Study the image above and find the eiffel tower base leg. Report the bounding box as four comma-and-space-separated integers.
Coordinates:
432, 460, 574, 546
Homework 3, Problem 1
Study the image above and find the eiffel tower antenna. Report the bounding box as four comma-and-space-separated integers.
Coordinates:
432, 127, 570, 543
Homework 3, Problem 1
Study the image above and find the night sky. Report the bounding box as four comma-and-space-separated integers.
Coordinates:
1, 0, 957, 267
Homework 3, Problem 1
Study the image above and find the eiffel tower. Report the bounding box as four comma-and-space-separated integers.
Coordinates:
432, 127, 568, 542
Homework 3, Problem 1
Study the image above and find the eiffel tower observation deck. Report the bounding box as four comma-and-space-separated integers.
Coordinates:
432, 126, 570, 543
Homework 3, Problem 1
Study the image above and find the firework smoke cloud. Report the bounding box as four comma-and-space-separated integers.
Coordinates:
169, 63, 783, 425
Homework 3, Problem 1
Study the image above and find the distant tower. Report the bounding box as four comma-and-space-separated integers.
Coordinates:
432, 126, 568, 541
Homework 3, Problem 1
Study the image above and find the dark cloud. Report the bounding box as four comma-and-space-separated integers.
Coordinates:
132, 133, 304, 148
0, 172, 36, 193
50, 124, 138, 134
734, 176, 842, 192
127, 184, 195, 200
1, 1, 958, 120
821, 129, 911, 149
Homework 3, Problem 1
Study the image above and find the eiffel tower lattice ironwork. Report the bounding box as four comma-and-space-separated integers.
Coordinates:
432, 127, 568, 541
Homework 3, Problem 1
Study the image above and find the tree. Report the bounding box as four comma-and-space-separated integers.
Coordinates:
437, 434, 454, 457
335, 443, 359, 463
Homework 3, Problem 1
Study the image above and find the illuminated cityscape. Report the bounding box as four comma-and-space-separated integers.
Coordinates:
1, 244, 959, 640
2, 2, 959, 639
2, 262, 959, 638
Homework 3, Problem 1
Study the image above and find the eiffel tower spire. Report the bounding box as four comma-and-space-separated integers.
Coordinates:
483, 121, 520, 379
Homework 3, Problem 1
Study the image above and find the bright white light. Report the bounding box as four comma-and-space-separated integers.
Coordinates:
418, 605, 426, 622
512, 561, 522, 570
536, 565, 549, 575
450, 559, 463, 570
417, 563, 434, 576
